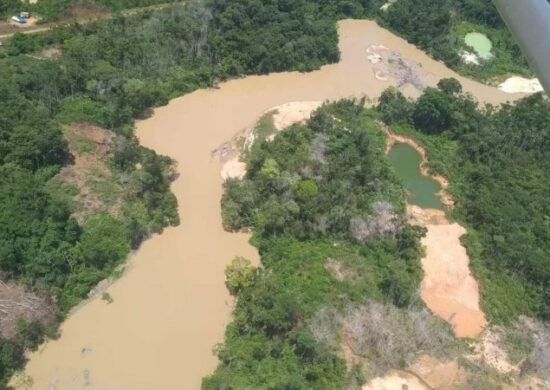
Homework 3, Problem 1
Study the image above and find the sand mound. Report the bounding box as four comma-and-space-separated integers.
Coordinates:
221, 157, 246, 180
270, 101, 323, 131
498, 77, 543, 94
459, 50, 480, 66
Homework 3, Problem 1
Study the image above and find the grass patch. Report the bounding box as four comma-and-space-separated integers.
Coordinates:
86, 168, 121, 207
73, 136, 97, 153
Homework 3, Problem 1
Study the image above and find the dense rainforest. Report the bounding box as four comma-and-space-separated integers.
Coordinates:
207, 96, 550, 389
206, 101, 461, 389
377, 83, 550, 323
377, 0, 533, 80
0, 0, 390, 384
2, 0, 533, 81
0, 0, 547, 386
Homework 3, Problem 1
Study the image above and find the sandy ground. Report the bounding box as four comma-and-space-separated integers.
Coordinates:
409, 356, 467, 389
384, 125, 486, 338
476, 329, 517, 374
460, 50, 480, 65
17, 20, 523, 390
221, 101, 322, 179
420, 222, 487, 337
362, 371, 429, 390
271, 101, 323, 130
499, 76, 543, 93
220, 157, 246, 180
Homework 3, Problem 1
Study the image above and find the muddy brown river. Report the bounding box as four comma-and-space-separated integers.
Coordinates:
16, 20, 524, 390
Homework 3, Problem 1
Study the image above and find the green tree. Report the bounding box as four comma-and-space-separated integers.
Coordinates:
377, 87, 414, 124
437, 78, 463, 95
75, 213, 129, 269
413, 88, 454, 134
296, 179, 318, 202
225, 257, 257, 295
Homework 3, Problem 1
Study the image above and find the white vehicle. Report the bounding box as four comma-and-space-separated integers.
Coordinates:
11, 16, 26, 24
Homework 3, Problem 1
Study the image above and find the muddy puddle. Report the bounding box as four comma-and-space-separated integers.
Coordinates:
16, 19, 522, 390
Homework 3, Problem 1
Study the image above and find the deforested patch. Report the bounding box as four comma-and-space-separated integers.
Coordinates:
0, 281, 57, 339
54, 122, 122, 223
310, 302, 459, 379
349, 201, 402, 241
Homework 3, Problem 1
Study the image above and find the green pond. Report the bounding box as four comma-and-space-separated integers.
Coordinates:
388, 143, 444, 210
464, 32, 493, 59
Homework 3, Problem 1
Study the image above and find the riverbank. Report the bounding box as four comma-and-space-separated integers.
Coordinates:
15, 19, 521, 390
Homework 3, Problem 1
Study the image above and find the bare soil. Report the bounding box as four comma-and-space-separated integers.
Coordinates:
382, 122, 486, 338
57, 122, 121, 223
409, 355, 467, 389
362, 370, 430, 390
270, 101, 323, 130
220, 157, 246, 180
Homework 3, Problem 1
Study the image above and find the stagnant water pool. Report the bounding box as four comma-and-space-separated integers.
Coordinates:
464, 32, 493, 60
388, 142, 444, 210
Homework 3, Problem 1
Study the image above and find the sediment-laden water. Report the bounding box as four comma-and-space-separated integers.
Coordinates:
17, 19, 522, 390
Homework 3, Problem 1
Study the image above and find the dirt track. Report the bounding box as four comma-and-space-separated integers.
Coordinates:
0, 2, 175, 40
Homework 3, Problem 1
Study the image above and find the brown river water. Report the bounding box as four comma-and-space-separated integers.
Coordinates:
15, 20, 524, 390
